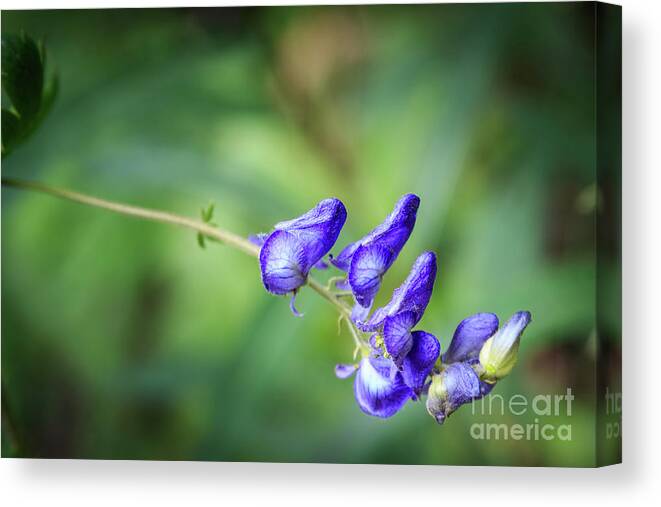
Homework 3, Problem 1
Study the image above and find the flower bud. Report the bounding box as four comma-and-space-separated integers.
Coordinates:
479, 311, 531, 383
426, 363, 480, 424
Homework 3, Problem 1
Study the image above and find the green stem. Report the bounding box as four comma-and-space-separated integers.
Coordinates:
1, 177, 260, 256
1, 177, 365, 344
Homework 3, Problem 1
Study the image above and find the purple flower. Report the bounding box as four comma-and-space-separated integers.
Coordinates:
331, 194, 420, 308
424, 311, 532, 424
337, 355, 407, 418
257, 198, 347, 296
426, 362, 481, 425
352, 355, 413, 418
253, 194, 532, 425
336, 329, 440, 417
358, 251, 437, 333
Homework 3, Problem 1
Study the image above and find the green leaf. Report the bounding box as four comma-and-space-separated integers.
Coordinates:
1, 33, 44, 120
1, 32, 58, 159
197, 232, 206, 249
200, 202, 215, 223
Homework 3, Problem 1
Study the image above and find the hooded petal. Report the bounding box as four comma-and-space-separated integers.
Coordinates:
348, 243, 393, 307
335, 363, 358, 379
382, 310, 417, 368
274, 198, 347, 264
359, 251, 437, 332
401, 330, 440, 396
353, 356, 413, 418
479, 311, 532, 382
259, 199, 347, 295
443, 313, 499, 364
259, 230, 308, 295
426, 362, 481, 425
331, 194, 420, 304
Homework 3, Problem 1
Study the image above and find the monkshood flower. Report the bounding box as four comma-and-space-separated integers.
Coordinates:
426, 362, 481, 425
331, 194, 420, 308
348, 355, 412, 418
254, 198, 347, 298
424, 314, 498, 424
479, 310, 532, 382
335, 329, 440, 417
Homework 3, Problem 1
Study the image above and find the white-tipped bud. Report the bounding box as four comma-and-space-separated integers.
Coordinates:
479, 311, 531, 383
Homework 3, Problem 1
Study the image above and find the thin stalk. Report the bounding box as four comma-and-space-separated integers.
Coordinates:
2, 177, 360, 341
2, 177, 260, 257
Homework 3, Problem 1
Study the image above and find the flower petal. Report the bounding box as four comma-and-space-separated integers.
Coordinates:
491, 311, 531, 358
401, 330, 440, 396
353, 357, 413, 418
426, 362, 481, 424
259, 230, 308, 295
331, 193, 419, 275
335, 363, 358, 379
359, 251, 437, 332
274, 198, 347, 265
443, 313, 499, 364
382, 311, 417, 368
348, 243, 393, 307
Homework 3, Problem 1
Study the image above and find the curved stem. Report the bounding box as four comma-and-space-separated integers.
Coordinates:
2, 177, 260, 257
2, 177, 362, 343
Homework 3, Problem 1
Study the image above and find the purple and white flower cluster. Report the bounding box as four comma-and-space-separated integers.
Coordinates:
252, 194, 531, 424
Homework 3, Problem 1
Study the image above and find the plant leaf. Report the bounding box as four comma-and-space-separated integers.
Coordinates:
1, 33, 58, 159
1, 33, 44, 120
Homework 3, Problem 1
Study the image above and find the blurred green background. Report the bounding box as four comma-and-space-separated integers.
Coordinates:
1, 3, 619, 466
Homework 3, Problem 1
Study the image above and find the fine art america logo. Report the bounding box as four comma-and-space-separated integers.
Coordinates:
470, 388, 574, 441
